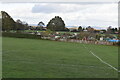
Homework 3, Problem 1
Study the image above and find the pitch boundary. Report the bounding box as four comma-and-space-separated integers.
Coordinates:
83, 44, 119, 72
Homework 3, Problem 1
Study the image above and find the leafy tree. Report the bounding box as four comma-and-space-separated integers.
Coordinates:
78, 26, 82, 32
1, 11, 16, 31
47, 16, 65, 31
114, 28, 118, 32
38, 21, 45, 27
22, 21, 28, 30
37, 21, 45, 30
101, 29, 106, 33
111, 28, 115, 34
16, 19, 24, 31
82, 28, 85, 31
86, 26, 94, 33
106, 26, 112, 34
16, 19, 28, 31
1, 11, 29, 32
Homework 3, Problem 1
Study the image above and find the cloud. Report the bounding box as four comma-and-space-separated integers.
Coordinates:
32, 2, 118, 14
0, 2, 118, 28
32, 3, 81, 13
32, 4, 60, 13
0, 0, 119, 3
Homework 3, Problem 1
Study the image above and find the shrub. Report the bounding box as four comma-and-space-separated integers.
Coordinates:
2, 32, 41, 39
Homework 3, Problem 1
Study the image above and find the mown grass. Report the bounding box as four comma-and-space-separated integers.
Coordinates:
2, 37, 118, 78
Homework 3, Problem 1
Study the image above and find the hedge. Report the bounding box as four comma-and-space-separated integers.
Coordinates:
2, 32, 41, 39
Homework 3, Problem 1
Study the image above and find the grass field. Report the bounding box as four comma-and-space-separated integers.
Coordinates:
2, 37, 118, 78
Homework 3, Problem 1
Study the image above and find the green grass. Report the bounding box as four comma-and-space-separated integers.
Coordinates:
2, 37, 118, 78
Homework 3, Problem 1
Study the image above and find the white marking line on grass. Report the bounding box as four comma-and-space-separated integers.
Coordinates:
83, 44, 120, 72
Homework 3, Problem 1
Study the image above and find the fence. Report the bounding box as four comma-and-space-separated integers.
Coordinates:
58, 39, 115, 45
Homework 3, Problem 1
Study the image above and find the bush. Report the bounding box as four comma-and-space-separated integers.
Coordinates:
2, 32, 41, 39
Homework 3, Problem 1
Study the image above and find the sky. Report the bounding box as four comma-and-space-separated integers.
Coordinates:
0, 2, 118, 29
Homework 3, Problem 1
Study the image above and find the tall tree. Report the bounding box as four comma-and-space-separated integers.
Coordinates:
22, 21, 28, 30
106, 26, 112, 34
16, 19, 23, 30
38, 21, 45, 27
16, 19, 28, 31
111, 28, 115, 34
1, 11, 16, 31
86, 26, 94, 33
114, 28, 118, 32
78, 26, 82, 32
47, 16, 65, 31
37, 21, 45, 30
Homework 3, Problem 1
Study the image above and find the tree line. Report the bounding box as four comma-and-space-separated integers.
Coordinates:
1, 11, 67, 32
1, 11, 119, 34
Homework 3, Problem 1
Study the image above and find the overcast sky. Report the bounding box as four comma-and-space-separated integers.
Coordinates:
0, 2, 118, 29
